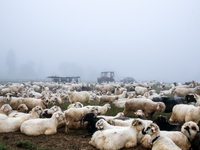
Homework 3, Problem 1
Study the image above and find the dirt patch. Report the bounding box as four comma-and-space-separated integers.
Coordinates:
0, 127, 149, 150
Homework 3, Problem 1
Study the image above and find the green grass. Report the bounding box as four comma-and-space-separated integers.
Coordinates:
15, 140, 56, 150
0, 143, 10, 150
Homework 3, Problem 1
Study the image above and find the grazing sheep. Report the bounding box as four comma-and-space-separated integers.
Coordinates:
169, 104, 200, 124
68, 91, 90, 105
135, 86, 151, 96
153, 115, 182, 131
100, 95, 118, 104
113, 99, 127, 108
86, 103, 111, 115
142, 123, 181, 150
173, 86, 200, 97
152, 94, 197, 112
123, 99, 166, 119
64, 107, 98, 134
89, 119, 146, 150
20, 111, 65, 136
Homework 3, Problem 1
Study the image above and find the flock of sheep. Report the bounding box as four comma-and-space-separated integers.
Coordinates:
1, 80, 200, 150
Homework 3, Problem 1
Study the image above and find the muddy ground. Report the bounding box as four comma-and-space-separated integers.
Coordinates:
0, 126, 150, 150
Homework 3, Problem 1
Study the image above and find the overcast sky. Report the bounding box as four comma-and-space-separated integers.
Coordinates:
0, 0, 200, 83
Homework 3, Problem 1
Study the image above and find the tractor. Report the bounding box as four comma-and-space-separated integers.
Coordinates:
97, 71, 115, 83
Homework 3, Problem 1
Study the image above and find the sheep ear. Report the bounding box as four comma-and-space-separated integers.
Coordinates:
132, 120, 137, 126
134, 112, 137, 115
157, 104, 159, 110
1, 107, 4, 110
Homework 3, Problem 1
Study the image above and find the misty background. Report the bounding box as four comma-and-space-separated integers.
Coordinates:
0, 1, 200, 83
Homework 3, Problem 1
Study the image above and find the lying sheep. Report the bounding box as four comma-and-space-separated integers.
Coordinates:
142, 123, 181, 150
153, 115, 182, 131
134, 110, 145, 119
0, 104, 12, 116
141, 121, 199, 150
95, 118, 124, 130
9, 106, 43, 120
0, 114, 27, 133
160, 121, 199, 150
123, 99, 166, 119
169, 104, 200, 124
22, 97, 49, 110
20, 111, 65, 136
68, 91, 90, 105
98, 112, 125, 123
100, 95, 118, 104
89, 119, 146, 150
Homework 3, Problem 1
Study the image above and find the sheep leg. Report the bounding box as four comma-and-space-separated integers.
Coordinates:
125, 140, 136, 148
44, 129, 56, 135
65, 121, 70, 134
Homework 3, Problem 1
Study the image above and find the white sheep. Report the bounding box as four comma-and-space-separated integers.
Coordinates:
95, 119, 124, 130
9, 106, 43, 120
89, 119, 146, 150
68, 91, 90, 105
143, 123, 181, 150
20, 111, 65, 136
64, 106, 98, 134
135, 86, 151, 96
169, 104, 200, 124
86, 103, 111, 115
0, 114, 27, 133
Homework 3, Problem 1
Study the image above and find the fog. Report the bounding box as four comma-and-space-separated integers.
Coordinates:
0, 1, 200, 83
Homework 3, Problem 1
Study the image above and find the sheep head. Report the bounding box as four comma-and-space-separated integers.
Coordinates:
182, 121, 199, 142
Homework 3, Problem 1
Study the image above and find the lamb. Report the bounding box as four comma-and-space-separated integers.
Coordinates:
64, 107, 98, 134
123, 99, 166, 119
20, 111, 65, 136
169, 104, 200, 124
68, 91, 90, 105
99, 95, 119, 104
173, 86, 200, 97
135, 86, 151, 96
142, 123, 181, 150
153, 115, 182, 131
89, 119, 146, 150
